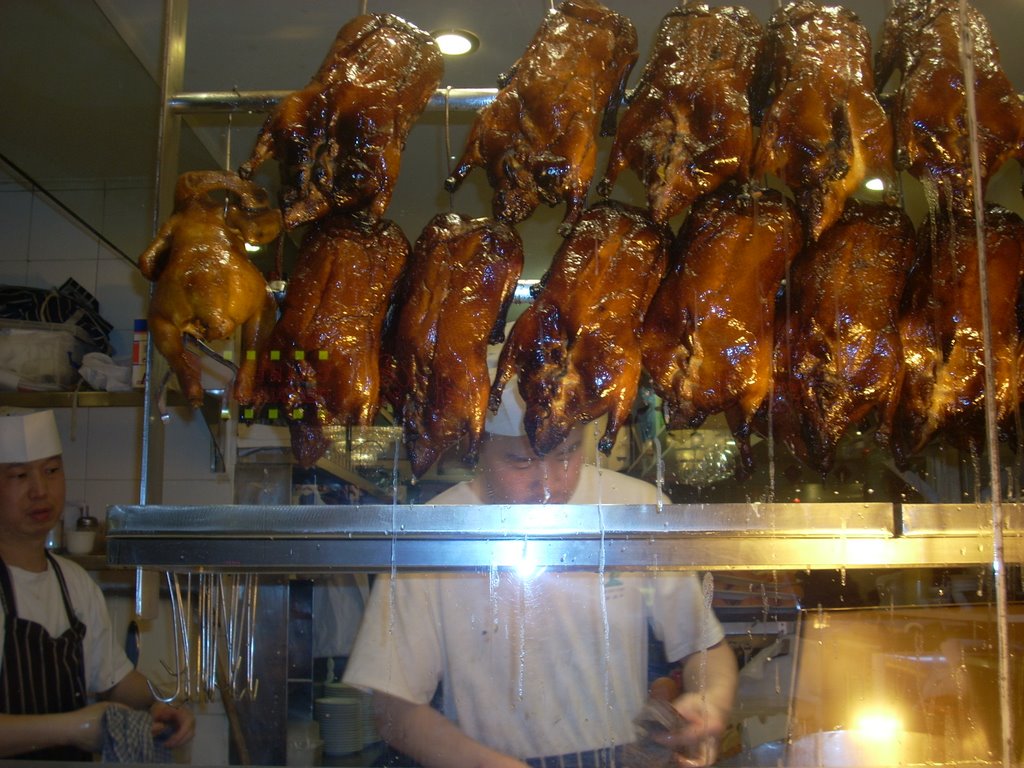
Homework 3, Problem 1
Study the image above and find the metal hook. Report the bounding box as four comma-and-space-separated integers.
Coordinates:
156, 369, 172, 422
148, 572, 184, 703
444, 86, 455, 212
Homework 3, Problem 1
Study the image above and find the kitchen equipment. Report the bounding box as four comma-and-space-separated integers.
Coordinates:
66, 530, 95, 555
66, 505, 98, 554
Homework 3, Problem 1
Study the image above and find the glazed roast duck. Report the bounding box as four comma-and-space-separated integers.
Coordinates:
751, 1, 895, 242
493, 200, 670, 457
384, 213, 524, 478
239, 13, 443, 228
445, 0, 638, 234
138, 170, 281, 408
875, 0, 1024, 216
765, 199, 917, 476
888, 206, 1024, 466
641, 185, 804, 478
599, 4, 763, 224
254, 212, 411, 467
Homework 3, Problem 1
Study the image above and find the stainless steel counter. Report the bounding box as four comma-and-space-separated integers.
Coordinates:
105, 502, 1023, 572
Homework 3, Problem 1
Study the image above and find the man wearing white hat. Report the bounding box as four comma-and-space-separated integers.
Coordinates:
0, 410, 194, 760
344, 374, 738, 767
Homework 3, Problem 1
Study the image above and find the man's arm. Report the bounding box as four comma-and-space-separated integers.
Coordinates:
678, 640, 738, 726
373, 691, 529, 768
0, 704, 111, 757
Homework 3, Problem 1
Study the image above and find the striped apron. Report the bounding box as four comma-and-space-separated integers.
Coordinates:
0, 553, 90, 761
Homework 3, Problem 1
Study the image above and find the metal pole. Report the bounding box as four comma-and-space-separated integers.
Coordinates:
167, 87, 498, 115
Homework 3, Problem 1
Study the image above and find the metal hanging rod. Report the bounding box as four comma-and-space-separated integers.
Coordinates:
168, 88, 499, 115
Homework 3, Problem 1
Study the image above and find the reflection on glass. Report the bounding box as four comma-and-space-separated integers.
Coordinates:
786, 604, 1023, 766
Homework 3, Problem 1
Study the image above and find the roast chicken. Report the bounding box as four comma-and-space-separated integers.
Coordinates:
598, 4, 763, 224
138, 170, 281, 408
445, 0, 637, 234
640, 186, 803, 477
492, 200, 669, 455
254, 212, 411, 466
751, 1, 894, 241
766, 200, 916, 475
887, 206, 1024, 465
384, 213, 524, 477
875, 0, 1024, 217
239, 13, 443, 229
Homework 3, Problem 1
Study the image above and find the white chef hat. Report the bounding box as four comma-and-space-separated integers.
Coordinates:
486, 322, 527, 437
0, 410, 63, 463
486, 368, 528, 437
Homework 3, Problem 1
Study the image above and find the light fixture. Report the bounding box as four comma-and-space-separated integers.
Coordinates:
432, 29, 479, 56
864, 177, 885, 192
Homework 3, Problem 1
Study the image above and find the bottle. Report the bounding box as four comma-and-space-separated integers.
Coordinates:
132, 319, 148, 388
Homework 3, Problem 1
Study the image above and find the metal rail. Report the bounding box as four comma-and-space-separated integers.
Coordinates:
105, 502, 1023, 573
167, 87, 499, 114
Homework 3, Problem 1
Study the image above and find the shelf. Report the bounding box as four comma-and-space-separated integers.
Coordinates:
0, 388, 222, 412
0, 390, 150, 408
104, 502, 1024, 573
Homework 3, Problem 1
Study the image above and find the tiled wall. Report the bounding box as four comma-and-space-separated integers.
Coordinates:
0, 164, 235, 528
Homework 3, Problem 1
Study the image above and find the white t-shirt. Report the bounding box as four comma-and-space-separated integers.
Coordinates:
344, 466, 724, 760
0, 555, 135, 696
312, 573, 368, 658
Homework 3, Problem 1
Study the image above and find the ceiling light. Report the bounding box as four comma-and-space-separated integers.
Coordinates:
432, 29, 479, 56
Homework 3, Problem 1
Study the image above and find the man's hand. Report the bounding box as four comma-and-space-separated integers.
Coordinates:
662, 691, 730, 766
150, 702, 195, 750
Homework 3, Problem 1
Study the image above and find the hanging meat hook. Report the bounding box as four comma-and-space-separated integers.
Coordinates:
444, 85, 455, 212
148, 571, 186, 703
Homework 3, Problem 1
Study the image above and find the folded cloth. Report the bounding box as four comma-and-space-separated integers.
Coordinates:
101, 706, 174, 764
79, 352, 132, 392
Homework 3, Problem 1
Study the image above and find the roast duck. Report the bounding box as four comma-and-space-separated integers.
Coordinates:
254, 213, 410, 467
641, 186, 804, 477
599, 4, 763, 224
384, 213, 524, 477
239, 13, 443, 228
751, 1, 895, 242
887, 206, 1024, 465
138, 170, 282, 408
766, 200, 917, 475
493, 200, 669, 456
875, 0, 1024, 217
445, 0, 637, 234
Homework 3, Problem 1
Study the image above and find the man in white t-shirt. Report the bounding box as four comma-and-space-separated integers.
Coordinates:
0, 410, 194, 760
344, 379, 737, 767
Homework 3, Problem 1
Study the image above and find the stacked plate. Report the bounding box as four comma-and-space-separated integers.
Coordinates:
359, 697, 379, 747
314, 696, 362, 756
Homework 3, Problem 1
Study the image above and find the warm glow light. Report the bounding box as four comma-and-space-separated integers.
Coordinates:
244, 242, 261, 253
853, 708, 903, 739
864, 177, 885, 191
432, 29, 479, 56
512, 557, 546, 580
